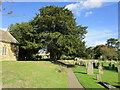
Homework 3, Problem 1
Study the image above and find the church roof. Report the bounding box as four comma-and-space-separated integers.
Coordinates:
0, 29, 19, 44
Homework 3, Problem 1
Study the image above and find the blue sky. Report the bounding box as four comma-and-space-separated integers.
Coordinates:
1, 1, 118, 47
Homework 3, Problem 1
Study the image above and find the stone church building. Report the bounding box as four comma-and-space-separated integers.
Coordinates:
0, 29, 19, 61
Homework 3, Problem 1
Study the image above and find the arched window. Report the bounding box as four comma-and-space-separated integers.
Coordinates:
2, 46, 7, 56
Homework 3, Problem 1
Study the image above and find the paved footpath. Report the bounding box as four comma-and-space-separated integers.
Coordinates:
67, 68, 84, 89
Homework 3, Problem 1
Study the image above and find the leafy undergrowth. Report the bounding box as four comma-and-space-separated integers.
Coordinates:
2, 61, 67, 88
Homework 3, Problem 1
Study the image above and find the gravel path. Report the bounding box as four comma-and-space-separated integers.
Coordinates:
67, 68, 84, 89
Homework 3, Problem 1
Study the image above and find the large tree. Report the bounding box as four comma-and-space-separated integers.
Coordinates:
30, 6, 87, 61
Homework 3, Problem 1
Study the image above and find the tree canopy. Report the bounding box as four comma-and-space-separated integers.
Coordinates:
31, 6, 87, 61
9, 22, 42, 60
9, 6, 87, 61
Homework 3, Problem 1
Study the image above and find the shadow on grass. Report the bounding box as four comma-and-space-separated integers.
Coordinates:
74, 72, 87, 74
17, 58, 51, 61
17, 58, 75, 68
51, 60, 75, 68
103, 66, 118, 72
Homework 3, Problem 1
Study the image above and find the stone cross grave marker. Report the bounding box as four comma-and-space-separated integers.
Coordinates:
87, 62, 94, 75
98, 64, 103, 74
96, 74, 102, 81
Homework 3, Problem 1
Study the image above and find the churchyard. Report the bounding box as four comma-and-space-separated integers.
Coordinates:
59, 59, 120, 89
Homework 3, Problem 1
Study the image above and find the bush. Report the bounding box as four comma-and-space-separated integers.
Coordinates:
32, 54, 42, 60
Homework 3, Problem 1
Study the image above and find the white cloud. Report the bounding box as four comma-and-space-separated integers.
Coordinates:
65, 0, 104, 10
64, 0, 107, 16
95, 41, 106, 46
85, 11, 93, 17
84, 29, 117, 47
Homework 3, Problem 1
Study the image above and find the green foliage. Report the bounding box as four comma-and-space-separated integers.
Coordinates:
32, 54, 42, 60
9, 22, 42, 60
93, 45, 104, 59
31, 5, 87, 61
60, 55, 74, 60
107, 38, 118, 48
93, 45, 118, 60
85, 47, 95, 59
100, 46, 118, 59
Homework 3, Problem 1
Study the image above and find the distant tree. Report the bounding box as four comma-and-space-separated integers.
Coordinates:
30, 6, 87, 61
94, 45, 118, 60
107, 38, 118, 48
100, 46, 118, 60
106, 38, 120, 59
94, 45, 105, 59
9, 22, 42, 60
85, 47, 95, 59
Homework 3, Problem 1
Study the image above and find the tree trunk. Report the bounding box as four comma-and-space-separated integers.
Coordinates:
50, 49, 57, 61
57, 52, 61, 60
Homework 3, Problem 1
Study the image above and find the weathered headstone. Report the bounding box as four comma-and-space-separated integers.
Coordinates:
87, 62, 94, 75
95, 62, 98, 67
96, 74, 102, 81
117, 65, 120, 72
85, 62, 88, 68
98, 65, 103, 74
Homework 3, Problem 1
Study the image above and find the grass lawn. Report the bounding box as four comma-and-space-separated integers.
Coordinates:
73, 66, 105, 89
73, 65, 119, 89
2, 61, 67, 88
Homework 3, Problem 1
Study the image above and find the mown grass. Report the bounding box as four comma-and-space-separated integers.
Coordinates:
73, 65, 119, 89
73, 66, 105, 89
2, 61, 67, 88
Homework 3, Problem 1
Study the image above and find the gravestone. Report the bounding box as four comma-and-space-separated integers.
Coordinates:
87, 62, 94, 75
95, 62, 98, 67
96, 74, 102, 81
85, 62, 88, 68
117, 65, 120, 72
98, 65, 103, 74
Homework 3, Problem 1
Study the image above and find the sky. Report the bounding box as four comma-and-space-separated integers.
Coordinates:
1, 0, 118, 47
